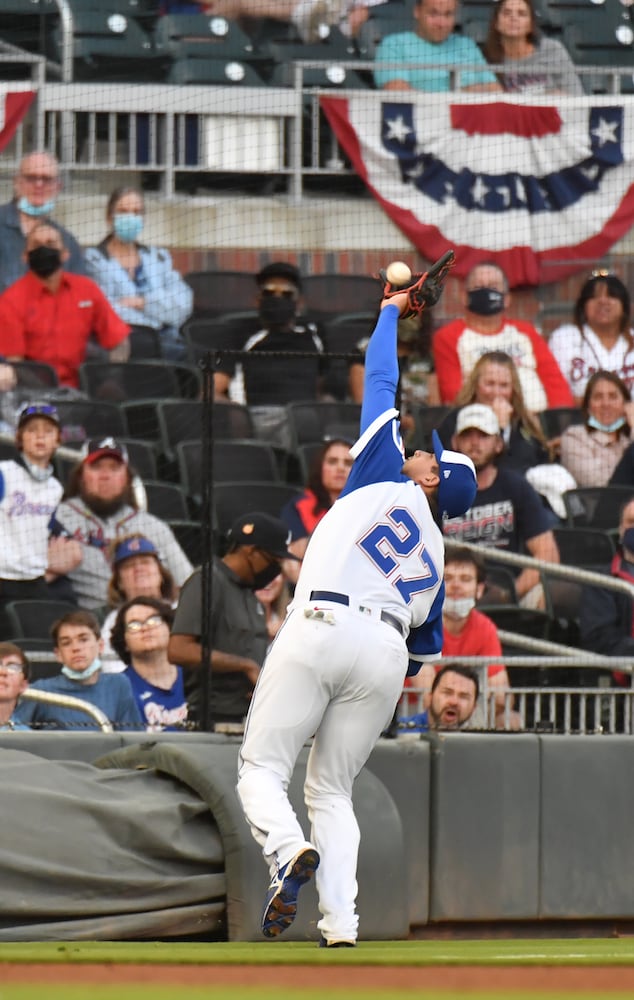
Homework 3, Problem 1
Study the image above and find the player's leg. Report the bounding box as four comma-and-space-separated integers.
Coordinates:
304, 622, 407, 945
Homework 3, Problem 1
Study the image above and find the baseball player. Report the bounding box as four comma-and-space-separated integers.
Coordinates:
236, 253, 476, 947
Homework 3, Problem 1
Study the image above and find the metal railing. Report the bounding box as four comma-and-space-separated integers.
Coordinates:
20, 686, 114, 732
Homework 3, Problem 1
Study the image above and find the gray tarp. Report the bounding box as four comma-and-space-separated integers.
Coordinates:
0, 749, 225, 941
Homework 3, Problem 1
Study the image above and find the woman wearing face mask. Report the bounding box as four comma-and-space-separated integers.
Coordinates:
548, 273, 634, 404
559, 371, 634, 488
84, 187, 193, 361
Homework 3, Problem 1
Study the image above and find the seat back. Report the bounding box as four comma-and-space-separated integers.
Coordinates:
213, 481, 303, 537
539, 407, 583, 440
285, 401, 361, 448
563, 486, 634, 531
2, 600, 77, 641
301, 274, 381, 323
184, 272, 256, 318
142, 480, 191, 520
552, 526, 616, 567
53, 399, 127, 446
177, 438, 280, 499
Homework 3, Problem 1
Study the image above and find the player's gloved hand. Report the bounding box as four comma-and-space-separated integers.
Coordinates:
379, 250, 455, 317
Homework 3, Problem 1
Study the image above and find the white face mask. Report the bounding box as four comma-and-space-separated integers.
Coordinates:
443, 596, 476, 620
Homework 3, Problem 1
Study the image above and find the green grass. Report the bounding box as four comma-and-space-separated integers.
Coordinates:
1, 938, 634, 965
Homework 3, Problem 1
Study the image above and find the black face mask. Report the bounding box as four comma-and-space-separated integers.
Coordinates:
28, 245, 62, 278
259, 296, 297, 328
467, 286, 504, 316
250, 561, 282, 591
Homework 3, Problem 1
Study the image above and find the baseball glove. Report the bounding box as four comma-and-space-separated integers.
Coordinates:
379, 249, 455, 317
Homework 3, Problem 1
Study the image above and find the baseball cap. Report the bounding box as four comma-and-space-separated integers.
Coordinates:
113, 535, 159, 566
227, 512, 300, 561
82, 437, 129, 465
17, 401, 60, 429
455, 403, 501, 437
431, 430, 477, 519
256, 261, 302, 291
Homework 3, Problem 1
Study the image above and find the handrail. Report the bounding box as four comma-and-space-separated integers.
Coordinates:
19, 687, 114, 733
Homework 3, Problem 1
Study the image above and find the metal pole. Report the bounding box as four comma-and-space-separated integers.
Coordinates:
199, 353, 216, 732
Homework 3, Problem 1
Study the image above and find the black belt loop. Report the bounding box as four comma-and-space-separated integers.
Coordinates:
308, 591, 404, 638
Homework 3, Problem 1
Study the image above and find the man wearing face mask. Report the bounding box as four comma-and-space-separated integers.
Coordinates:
0, 221, 129, 387
214, 262, 356, 448
168, 511, 300, 727
0, 151, 86, 293
405, 547, 519, 729
433, 261, 572, 412
580, 497, 634, 688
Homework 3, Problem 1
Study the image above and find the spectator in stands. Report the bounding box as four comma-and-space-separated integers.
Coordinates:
85, 187, 193, 362
436, 351, 551, 472
399, 664, 479, 732
443, 403, 560, 608
100, 534, 179, 672
0, 643, 31, 731
0, 151, 85, 294
406, 547, 520, 730
0, 401, 72, 607
374, 0, 501, 92
13, 610, 142, 731
255, 572, 291, 643
168, 512, 299, 726
110, 596, 188, 731
280, 437, 353, 583
579, 497, 634, 688
483, 0, 582, 95
0, 222, 130, 388
548, 272, 634, 403
560, 371, 634, 488
49, 438, 193, 610
214, 261, 361, 447
433, 261, 573, 413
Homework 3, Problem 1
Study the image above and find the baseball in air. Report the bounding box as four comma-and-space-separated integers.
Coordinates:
386, 261, 412, 286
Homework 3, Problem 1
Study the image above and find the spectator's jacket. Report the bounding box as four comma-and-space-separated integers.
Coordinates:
85, 240, 193, 332
580, 556, 634, 661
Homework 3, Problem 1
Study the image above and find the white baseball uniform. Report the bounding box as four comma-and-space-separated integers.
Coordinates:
237, 303, 458, 944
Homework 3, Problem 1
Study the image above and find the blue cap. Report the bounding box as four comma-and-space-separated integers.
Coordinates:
113, 535, 159, 566
432, 430, 477, 518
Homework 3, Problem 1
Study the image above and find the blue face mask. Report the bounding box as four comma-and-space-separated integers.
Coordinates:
113, 213, 143, 243
61, 656, 102, 682
587, 414, 626, 433
18, 196, 56, 217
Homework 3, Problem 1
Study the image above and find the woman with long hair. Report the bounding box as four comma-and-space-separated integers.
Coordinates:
280, 437, 353, 583
549, 273, 634, 404
437, 350, 551, 471
560, 371, 634, 488
484, 0, 582, 95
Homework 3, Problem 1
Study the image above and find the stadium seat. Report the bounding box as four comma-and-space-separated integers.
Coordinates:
301, 274, 381, 323
356, 0, 416, 56
12, 360, 59, 394
538, 407, 583, 440
407, 404, 453, 452
49, 6, 164, 82
562, 486, 634, 531
561, 17, 634, 93
155, 14, 269, 84
142, 480, 191, 520
265, 30, 371, 90
78, 360, 201, 402
212, 480, 303, 538
181, 312, 260, 364
1, 600, 77, 641
285, 401, 361, 449
176, 439, 280, 505
184, 272, 257, 319
166, 518, 204, 565
128, 325, 162, 360
52, 399, 127, 446
552, 526, 615, 568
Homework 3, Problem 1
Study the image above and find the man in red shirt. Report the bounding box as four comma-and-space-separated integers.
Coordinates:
405, 547, 520, 728
0, 221, 129, 386
433, 261, 572, 413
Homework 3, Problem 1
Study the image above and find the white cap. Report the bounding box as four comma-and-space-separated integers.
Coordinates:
455, 403, 501, 437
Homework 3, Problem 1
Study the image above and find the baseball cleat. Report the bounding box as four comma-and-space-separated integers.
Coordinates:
261, 846, 320, 938
379, 249, 455, 317
319, 935, 356, 948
